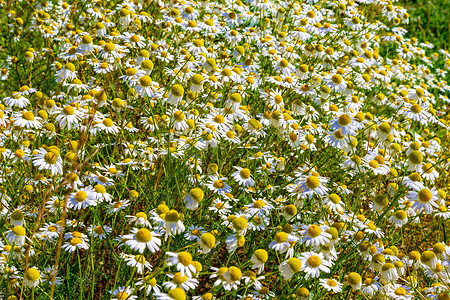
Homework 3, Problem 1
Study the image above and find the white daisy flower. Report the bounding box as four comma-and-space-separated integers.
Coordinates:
67, 187, 96, 210
163, 272, 199, 291
231, 166, 255, 187
166, 252, 197, 278
407, 186, 439, 214
278, 257, 302, 280
13, 111, 42, 129
123, 227, 161, 253
301, 224, 332, 247
32, 148, 63, 176
299, 252, 332, 278
122, 253, 153, 274
319, 278, 343, 293
269, 231, 299, 253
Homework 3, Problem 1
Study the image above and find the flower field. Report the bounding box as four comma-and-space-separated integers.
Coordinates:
0, 0, 450, 299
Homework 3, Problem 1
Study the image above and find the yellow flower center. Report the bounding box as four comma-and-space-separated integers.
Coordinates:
130, 35, 140, 43
139, 76, 152, 87
174, 111, 185, 122
254, 249, 268, 263
178, 252, 193, 266
70, 238, 82, 246
165, 210, 180, 222
11, 210, 24, 221
12, 225, 26, 236
171, 84, 184, 97
200, 233, 215, 248
418, 188, 432, 203
135, 228, 152, 243
134, 254, 146, 264
338, 114, 351, 126
94, 226, 105, 235
168, 287, 186, 300
226, 267, 241, 282
25, 268, 40, 281
23, 111, 35, 121
102, 118, 113, 127
274, 232, 288, 243
408, 150, 423, 165
136, 212, 148, 220
394, 287, 406, 296
331, 74, 343, 84
116, 292, 129, 300
253, 200, 266, 208
411, 104, 422, 114
395, 210, 407, 220
287, 257, 302, 272
104, 43, 115, 52
189, 188, 204, 201
232, 217, 248, 231
305, 176, 320, 189
327, 279, 338, 287
240, 168, 251, 179
173, 272, 188, 284
368, 160, 379, 169
63, 105, 75, 115
348, 272, 361, 284
307, 225, 321, 237
74, 191, 87, 202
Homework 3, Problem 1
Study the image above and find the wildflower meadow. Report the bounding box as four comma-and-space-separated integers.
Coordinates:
1, 0, 450, 299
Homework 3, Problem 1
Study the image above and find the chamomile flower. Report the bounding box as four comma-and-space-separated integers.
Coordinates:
163, 272, 199, 291
88, 224, 112, 240
6, 226, 28, 246
111, 286, 137, 300
166, 252, 196, 278
251, 249, 268, 274
199, 232, 216, 254
319, 278, 343, 293
162, 210, 185, 236
123, 228, 161, 253
222, 266, 242, 291
407, 186, 439, 214
154, 287, 186, 300
136, 275, 161, 296
62, 237, 89, 253
23, 267, 41, 288
67, 188, 96, 210
32, 148, 63, 176
126, 212, 151, 227
279, 257, 302, 280
269, 231, 299, 253
209, 198, 232, 215
300, 252, 332, 278
56, 105, 83, 130
13, 111, 42, 129
121, 32, 146, 48
167, 84, 185, 106
324, 72, 347, 92
95, 118, 120, 134
4, 92, 30, 108
402, 102, 430, 125
122, 253, 153, 274
295, 175, 329, 198
301, 224, 332, 247
385, 284, 413, 299
232, 167, 255, 187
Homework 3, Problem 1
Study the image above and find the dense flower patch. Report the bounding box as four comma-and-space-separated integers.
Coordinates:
0, 0, 450, 299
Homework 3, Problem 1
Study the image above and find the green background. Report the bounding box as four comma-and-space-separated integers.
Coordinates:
401, 0, 450, 50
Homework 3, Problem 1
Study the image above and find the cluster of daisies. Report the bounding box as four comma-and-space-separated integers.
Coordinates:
1, 0, 450, 299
